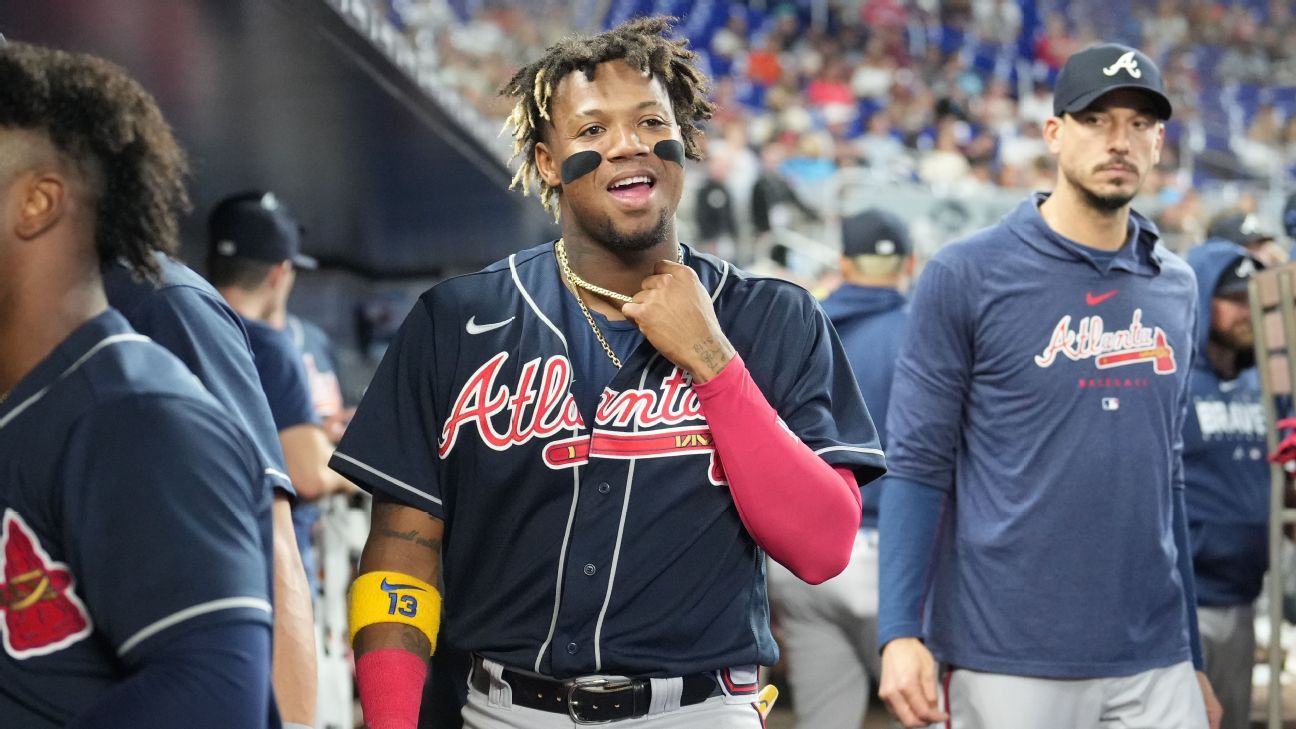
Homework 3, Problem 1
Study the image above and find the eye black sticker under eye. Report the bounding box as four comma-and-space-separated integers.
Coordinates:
560, 150, 603, 184
654, 139, 684, 166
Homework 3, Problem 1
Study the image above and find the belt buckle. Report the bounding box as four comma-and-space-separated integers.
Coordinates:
566, 676, 634, 725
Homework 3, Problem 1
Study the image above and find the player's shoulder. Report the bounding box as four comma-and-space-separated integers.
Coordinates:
19, 311, 224, 429
1148, 241, 1197, 289
928, 218, 1017, 272
416, 240, 554, 309
104, 253, 225, 312
241, 316, 296, 356
694, 248, 820, 314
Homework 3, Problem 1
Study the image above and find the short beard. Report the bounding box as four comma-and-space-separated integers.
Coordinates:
1063, 166, 1136, 213
591, 208, 673, 253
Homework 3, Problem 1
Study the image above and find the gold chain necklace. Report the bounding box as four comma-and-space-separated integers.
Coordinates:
554, 238, 681, 369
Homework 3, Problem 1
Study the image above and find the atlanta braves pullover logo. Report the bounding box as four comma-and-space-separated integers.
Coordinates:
439, 354, 727, 482
1034, 308, 1177, 375
1, 510, 93, 659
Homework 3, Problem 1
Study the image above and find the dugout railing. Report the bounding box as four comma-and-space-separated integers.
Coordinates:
1249, 263, 1296, 728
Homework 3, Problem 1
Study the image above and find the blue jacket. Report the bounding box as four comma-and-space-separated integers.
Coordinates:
821, 284, 908, 527
885, 194, 1197, 677
1183, 241, 1269, 605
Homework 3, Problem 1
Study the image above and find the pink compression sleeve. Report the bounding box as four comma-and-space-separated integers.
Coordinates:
356, 648, 427, 729
692, 353, 862, 584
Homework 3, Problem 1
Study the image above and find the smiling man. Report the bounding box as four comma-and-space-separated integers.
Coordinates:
878, 44, 1222, 729
328, 16, 885, 729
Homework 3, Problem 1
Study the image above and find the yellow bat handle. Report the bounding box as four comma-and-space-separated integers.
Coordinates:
756, 684, 779, 719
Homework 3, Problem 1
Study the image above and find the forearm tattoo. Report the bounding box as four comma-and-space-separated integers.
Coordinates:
376, 527, 442, 555
692, 336, 734, 379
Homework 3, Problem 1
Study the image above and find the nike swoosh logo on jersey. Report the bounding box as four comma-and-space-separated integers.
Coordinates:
1219, 379, 1240, 392
465, 316, 515, 335
379, 578, 426, 592
1085, 290, 1119, 306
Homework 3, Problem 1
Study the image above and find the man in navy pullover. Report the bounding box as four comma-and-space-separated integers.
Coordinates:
1183, 242, 1268, 729
877, 43, 1221, 729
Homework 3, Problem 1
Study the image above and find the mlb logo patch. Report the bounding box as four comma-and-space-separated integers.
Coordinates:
1102, 397, 1121, 411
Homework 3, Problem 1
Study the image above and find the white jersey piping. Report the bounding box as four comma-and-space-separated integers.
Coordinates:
0, 334, 151, 431
513, 250, 580, 672
331, 452, 442, 505
118, 596, 272, 655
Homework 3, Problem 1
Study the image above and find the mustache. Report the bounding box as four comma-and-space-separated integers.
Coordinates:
1095, 159, 1139, 175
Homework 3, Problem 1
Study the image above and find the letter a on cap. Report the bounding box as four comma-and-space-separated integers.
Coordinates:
1103, 51, 1142, 79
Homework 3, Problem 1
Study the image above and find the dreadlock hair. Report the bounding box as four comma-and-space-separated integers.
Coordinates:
500, 16, 714, 219
0, 40, 190, 281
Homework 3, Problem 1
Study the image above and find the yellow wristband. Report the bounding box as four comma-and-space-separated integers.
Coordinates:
348, 571, 441, 655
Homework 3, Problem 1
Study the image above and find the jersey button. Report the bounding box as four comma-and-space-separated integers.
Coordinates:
597, 482, 611, 494
566, 642, 579, 655
583, 563, 597, 576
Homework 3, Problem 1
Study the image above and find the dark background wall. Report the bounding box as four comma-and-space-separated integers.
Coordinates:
0, 0, 559, 389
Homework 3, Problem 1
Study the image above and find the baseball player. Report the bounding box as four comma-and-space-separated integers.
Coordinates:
0, 41, 276, 727
1183, 243, 1268, 729
877, 44, 1222, 729
102, 251, 319, 729
1205, 211, 1283, 268
206, 192, 357, 561
329, 16, 885, 729
766, 209, 914, 729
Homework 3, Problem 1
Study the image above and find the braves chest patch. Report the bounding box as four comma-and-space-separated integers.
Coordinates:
438, 353, 728, 484
1, 509, 93, 659
1034, 308, 1178, 375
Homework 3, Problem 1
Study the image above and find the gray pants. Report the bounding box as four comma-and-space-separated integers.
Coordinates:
461, 658, 765, 728
767, 529, 879, 729
1199, 604, 1256, 729
943, 661, 1207, 729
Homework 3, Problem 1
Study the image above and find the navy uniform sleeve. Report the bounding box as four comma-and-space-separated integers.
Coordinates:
330, 299, 444, 516
761, 287, 886, 480
58, 396, 273, 662
885, 258, 977, 491
251, 325, 320, 432
125, 285, 293, 496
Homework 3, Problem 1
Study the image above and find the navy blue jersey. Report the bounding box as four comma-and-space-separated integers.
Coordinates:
285, 314, 344, 596
0, 310, 274, 727
821, 284, 908, 527
331, 242, 883, 678
287, 315, 345, 421
886, 195, 1198, 678
243, 318, 319, 432
1183, 241, 1269, 606
103, 254, 293, 497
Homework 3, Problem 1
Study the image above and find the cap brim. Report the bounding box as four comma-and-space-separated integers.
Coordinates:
292, 253, 318, 270
1059, 85, 1173, 120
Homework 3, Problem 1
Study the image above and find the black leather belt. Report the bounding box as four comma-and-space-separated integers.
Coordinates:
469, 654, 717, 724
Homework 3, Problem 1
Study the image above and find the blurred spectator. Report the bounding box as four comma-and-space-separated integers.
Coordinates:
918, 117, 972, 187
752, 142, 821, 249
695, 151, 740, 259
1033, 13, 1079, 70
856, 111, 912, 181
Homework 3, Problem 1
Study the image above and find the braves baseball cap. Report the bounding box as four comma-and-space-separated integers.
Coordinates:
1214, 254, 1263, 297
1208, 212, 1274, 248
1053, 43, 1172, 121
842, 209, 912, 257
208, 191, 317, 269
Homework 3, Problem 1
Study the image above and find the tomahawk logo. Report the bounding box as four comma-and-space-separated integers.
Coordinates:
0, 509, 93, 659
1035, 308, 1177, 375
1103, 51, 1142, 79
